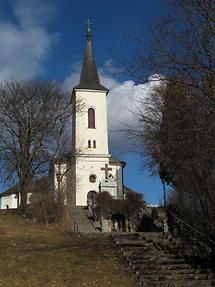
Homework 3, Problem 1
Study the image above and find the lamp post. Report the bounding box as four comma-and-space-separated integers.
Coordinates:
159, 169, 168, 237
162, 178, 167, 210
159, 169, 167, 210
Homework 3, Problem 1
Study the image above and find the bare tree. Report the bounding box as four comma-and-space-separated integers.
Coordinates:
94, 191, 143, 225
0, 80, 80, 211
120, 1, 215, 235
121, 0, 215, 94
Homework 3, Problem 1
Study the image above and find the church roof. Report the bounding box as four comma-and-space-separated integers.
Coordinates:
0, 177, 50, 198
52, 152, 72, 163
110, 156, 126, 167
0, 184, 19, 197
74, 27, 108, 91
124, 185, 136, 194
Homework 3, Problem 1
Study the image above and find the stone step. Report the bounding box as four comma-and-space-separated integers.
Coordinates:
115, 240, 154, 247
139, 278, 212, 287
123, 250, 163, 258
140, 268, 208, 275
112, 233, 141, 241
130, 257, 186, 265
112, 232, 214, 287
70, 207, 99, 234
113, 232, 164, 242
120, 246, 155, 254
114, 235, 150, 241
140, 273, 208, 281
123, 250, 182, 259
130, 262, 197, 271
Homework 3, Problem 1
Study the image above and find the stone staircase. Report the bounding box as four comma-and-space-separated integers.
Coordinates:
112, 232, 214, 286
70, 206, 99, 234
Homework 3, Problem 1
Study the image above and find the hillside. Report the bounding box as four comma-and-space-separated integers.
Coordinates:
0, 211, 139, 287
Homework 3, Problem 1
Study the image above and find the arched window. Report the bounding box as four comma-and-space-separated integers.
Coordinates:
88, 108, 95, 129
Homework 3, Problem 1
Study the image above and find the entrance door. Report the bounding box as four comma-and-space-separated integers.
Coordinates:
87, 191, 97, 207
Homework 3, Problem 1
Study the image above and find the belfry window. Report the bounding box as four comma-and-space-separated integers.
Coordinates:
88, 108, 95, 129
88, 140, 91, 148
93, 140, 96, 148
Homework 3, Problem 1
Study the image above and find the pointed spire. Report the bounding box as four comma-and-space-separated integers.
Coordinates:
75, 20, 108, 91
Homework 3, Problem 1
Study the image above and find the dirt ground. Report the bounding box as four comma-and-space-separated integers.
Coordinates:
0, 211, 140, 287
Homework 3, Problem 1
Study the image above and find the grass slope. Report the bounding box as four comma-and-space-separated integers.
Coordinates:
0, 211, 139, 287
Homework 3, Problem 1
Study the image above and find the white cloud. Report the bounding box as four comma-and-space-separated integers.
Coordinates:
100, 62, 164, 151
0, 0, 57, 81
63, 63, 81, 91
64, 61, 162, 152
14, 0, 57, 28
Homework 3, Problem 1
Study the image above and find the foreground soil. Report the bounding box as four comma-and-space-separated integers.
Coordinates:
0, 211, 139, 287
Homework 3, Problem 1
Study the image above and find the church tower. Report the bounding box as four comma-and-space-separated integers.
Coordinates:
72, 22, 125, 206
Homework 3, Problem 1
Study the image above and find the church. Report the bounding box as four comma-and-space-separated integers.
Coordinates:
0, 24, 127, 209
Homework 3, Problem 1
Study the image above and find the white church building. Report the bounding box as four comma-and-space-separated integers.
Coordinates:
71, 24, 125, 206
0, 25, 126, 209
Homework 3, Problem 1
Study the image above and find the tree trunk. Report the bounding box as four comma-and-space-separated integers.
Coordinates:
19, 184, 28, 212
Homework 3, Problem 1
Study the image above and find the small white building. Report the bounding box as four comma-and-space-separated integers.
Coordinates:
0, 189, 19, 209
0, 177, 50, 209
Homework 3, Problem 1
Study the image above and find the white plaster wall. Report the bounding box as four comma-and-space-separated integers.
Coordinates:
1, 194, 18, 209
76, 156, 109, 205
75, 89, 109, 155
0, 192, 34, 209
27, 193, 32, 204
74, 88, 124, 206
76, 156, 124, 205
116, 165, 123, 198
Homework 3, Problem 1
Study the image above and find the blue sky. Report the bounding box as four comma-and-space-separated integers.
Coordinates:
0, 0, 166, 204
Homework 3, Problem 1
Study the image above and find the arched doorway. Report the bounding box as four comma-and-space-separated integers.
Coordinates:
87, 191, 97, 207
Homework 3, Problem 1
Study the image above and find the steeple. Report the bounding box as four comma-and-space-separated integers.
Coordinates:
75, 20, 108, 91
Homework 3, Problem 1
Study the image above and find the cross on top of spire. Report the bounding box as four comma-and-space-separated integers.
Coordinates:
85, 19, 93, 37
74, 19, 108, 91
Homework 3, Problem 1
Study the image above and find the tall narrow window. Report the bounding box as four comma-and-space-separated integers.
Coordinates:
93, 140, 96, 148
88, 108, 95, 128
88, 140, 91, 148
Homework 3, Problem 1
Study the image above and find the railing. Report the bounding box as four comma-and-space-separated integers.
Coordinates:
166, 206, 215, 268
167, 207, 215, 246
73, 221, 79, 235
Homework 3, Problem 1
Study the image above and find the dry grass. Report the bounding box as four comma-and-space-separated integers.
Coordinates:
0, 211, 139, 287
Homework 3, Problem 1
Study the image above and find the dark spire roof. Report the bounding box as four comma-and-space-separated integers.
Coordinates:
75, 24, 108, 91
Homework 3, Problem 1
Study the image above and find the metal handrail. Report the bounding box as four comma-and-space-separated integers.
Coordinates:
73, 221, 79, 235
167, 207, 215, 246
